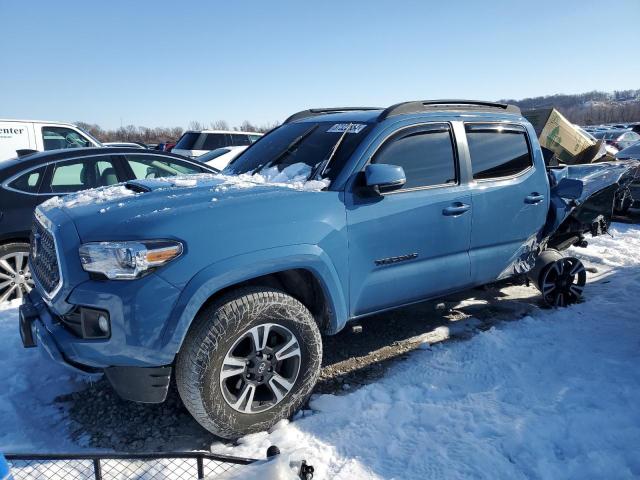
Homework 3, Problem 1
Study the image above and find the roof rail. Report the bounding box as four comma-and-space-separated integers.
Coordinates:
378, 100, 521, 121
284, 107, 381, 124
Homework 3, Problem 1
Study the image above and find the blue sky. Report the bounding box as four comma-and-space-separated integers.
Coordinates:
1, 0, 638, 129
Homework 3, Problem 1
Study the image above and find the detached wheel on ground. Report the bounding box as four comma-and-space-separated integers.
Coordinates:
530, 249, 587, 307
0, 243, 33, 303
176, 287, 322, 439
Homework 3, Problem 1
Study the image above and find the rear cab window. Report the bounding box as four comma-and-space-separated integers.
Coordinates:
465, 124, 533, 180
372, 123, 458, 190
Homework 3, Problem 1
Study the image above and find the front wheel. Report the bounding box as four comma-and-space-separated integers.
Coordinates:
176, 287, 322, 439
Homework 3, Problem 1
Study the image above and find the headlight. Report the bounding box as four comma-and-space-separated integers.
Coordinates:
79, 240, 183, 280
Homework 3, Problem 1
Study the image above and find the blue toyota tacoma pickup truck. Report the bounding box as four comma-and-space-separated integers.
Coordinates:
19, 100, 638, 439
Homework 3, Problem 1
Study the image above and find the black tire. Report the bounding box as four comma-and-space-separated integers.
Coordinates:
0, 242, 32, 303
175, 287, 322, 439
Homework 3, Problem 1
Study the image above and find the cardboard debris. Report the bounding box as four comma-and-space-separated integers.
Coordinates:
523, 108, 596, 164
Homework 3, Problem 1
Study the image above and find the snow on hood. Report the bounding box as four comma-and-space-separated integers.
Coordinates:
40, 163, 330, 212
39, 185, 140, 211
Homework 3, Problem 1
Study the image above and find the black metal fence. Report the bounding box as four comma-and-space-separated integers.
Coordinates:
5, 450, 264, 480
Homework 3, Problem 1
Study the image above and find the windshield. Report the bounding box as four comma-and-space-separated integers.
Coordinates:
77, 126, 103, 147
225, 121, 371, 182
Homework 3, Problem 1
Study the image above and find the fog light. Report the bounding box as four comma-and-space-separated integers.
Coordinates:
98, 315, 109, 334
80, 308, 111, 339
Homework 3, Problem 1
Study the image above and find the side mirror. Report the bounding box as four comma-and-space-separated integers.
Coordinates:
365, 164, 406, 193
554, 177, 583, 200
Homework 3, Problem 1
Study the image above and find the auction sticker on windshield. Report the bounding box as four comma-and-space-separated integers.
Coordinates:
327, 123, 367, 134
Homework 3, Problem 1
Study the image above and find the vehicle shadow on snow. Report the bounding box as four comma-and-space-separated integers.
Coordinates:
58, 267, 628, 451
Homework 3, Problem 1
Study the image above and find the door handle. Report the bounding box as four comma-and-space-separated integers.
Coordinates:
525, 193, 545, 204
442, 202, 470, 216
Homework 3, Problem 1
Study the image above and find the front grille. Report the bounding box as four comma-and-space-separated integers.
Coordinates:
30, 215, 62, 296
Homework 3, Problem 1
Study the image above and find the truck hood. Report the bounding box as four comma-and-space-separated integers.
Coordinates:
39, 171, 331, 242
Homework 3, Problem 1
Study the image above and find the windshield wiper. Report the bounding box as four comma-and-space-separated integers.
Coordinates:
252, 124, 319, 175
309, 123, 353, 180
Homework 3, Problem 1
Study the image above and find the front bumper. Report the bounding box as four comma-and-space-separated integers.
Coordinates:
19, 293, 99, 374
20, 276, 180, 402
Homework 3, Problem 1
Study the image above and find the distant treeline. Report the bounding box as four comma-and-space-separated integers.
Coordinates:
76, 120, 279, 145
501, 89, 640, 125
78, 89, 640, 144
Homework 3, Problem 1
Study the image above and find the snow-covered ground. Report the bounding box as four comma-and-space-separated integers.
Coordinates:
1, 224, 639, 479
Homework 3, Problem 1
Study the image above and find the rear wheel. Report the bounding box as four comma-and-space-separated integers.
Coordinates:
176, 287, 322, 439
0, 243, 32, 303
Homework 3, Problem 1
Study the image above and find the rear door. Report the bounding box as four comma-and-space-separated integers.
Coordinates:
346, 122, 472, 316
40, 155, 123, 194
465, 123, 549, 284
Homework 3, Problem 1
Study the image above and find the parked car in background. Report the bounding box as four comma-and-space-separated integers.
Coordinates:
591, 129, 640, 152
154, 142, 177, 153
172, 130, 262, 158
0, 119, 102, 161
196, 145, 248, 170
616, 143, 640, 212
103, 142, 147, 149
0, 147, 216, 302
20, 100, 638, 439
576, 126, 619, 156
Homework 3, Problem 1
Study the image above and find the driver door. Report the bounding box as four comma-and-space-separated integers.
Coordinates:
38, 125, 94, 151
346, 123, 472, 317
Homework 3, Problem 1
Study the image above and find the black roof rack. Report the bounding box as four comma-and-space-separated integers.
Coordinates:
283, 100, 521, 125
377, 100, 521, 121
284, 107, 381, 124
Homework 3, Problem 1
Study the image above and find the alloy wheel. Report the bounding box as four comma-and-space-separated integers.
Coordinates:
540, 257, 587, 307
219, 323, 302, 414
0, 251, 33, 303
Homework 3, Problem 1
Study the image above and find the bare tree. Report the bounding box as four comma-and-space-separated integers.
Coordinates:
210, 120, 230, 130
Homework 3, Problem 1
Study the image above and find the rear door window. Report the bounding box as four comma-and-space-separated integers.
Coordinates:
229, 134, 251, 146
200, 133, 228, 150
43, 157, 119, 193
465, 124, 533, 180
372, 124, 457, 190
